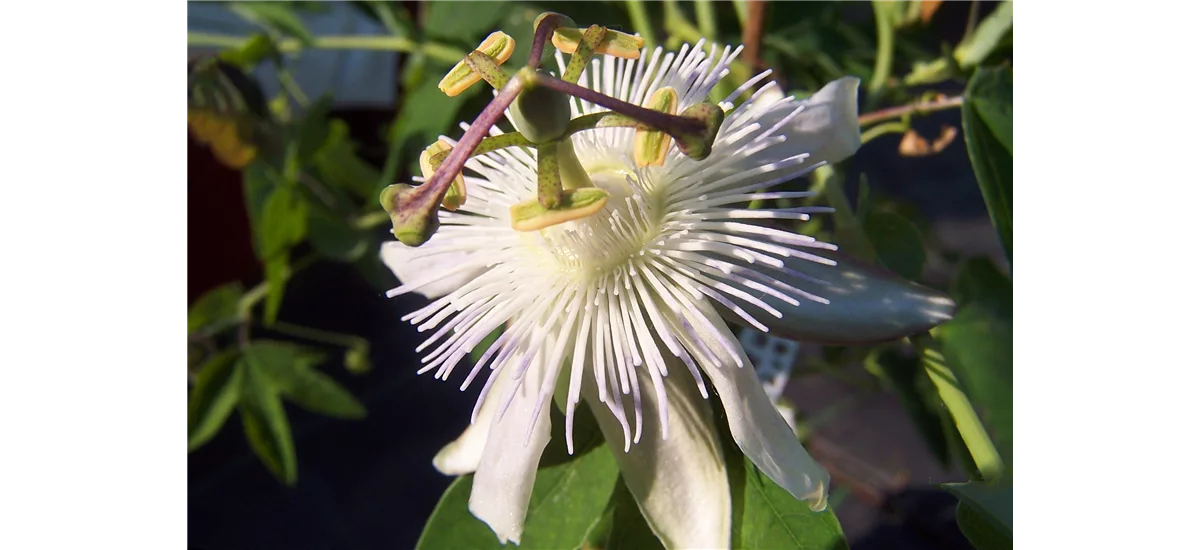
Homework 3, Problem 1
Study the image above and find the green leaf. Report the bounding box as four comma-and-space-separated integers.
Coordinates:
952, 256, 1012, 321
954, 1, 1013, 69
359, 1, 416, 37
962, 66, 1013, 262
217, 33, 280, 71
416, 405, 618, 550
238, 357, 297, 485
312, 119, 382, 201
712, 390, 848, 550
294, 95, 333, 164
964, 68, 1012, 156
945, 481, 1012, 550
245, 341, 367, 419
939, 305, 1013, 464
424, 1, 507, 42
956, 502, 1012, 550
263, 255, 289, 325
230, 2, 315, 46
260, 187, 309, 260
188, 282, 244, 335
735, 455, 850, 550
188, 349, 244, 452
730, 453, 849, 549
241, 162, 276, 258
863, 211, 926, 281
606, 477, 665, 550
307, 206, 368, 263
813, 166, 876, 262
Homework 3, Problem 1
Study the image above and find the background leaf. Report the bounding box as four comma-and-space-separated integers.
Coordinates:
954, 1, 1014, 69
312, 119, 383, 201
294, 95, 333, 164
424, 1, 508, 42
238, 354, 298, 485
217, 33, 280, 71
939, 306, 1013, 464
260, 187, 309, 260
307, 207, 369, 263
230, 1, 316, 45
241, 162, 277, 258
416, 405, 618, 550
188, 282, 244, 335
944, 481, 1012, 550
962, 66, 1013, 262
188, 350, 244, 452
863, 211, 926, 280
606, 476, 665, 550
244, 341, 367, 419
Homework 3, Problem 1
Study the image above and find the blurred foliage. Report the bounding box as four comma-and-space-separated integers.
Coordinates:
188, 1, 1012, 548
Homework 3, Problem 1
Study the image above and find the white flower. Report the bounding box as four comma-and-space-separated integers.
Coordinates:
383, 41, 956, 548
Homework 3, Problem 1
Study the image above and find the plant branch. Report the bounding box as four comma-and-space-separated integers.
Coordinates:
857, 95, 964, 126
186, 32, 465, 64
868, 1, 896, 100
860, 121, 909, 145
741, 1, 766, 68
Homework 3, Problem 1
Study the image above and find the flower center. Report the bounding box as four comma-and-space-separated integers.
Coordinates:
523, 169, 664, 281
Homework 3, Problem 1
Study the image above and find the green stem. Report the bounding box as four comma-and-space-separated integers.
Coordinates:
566, 112, 652, 135
186, 32, 465, 64
267, 321, 369, 350
624, 0, 657, 50
860, 120, 909, 145
237, 254, 318, 317
563, 25, 607, 84
695, 0, 718, 39
354, 210, 391, 229
868, 1, 895, 101
464, 51, 511, 90
429, 132, 535, 165
920, 343, 1005, 481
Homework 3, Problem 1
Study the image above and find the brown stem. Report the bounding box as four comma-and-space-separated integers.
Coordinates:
533, 74, 704, 138
857, 95, 964, 127
742, 1, 767, 69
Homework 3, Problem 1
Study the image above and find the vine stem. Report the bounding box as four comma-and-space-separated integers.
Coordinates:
186, 32, 464, 64
857, 95, 964, 126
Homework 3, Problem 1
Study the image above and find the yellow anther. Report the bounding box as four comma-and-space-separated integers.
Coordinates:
420, 139, 466, 211
438, 31, 516, 97
633, 87, 679, 167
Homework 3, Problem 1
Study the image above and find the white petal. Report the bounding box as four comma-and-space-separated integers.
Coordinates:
380, 241, 483, 299
671, 298, 831, 511
432, 368, 518, 475
715, 250, 958, 345
583, 358, 731, 549
790, 76, 862, 170
467, 362, 553, 544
